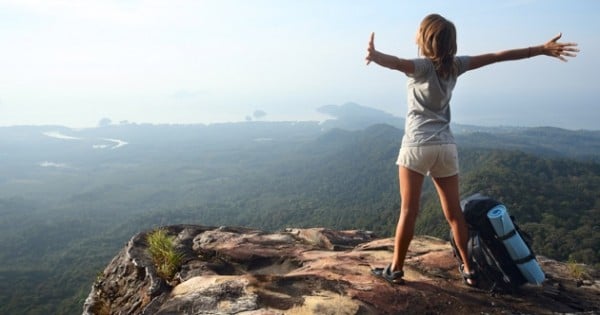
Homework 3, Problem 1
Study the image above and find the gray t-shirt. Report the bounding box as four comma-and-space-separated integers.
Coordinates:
401, 56, 470, 147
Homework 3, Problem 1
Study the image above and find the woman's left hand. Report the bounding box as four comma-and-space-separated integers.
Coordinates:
543, 33, 579, 62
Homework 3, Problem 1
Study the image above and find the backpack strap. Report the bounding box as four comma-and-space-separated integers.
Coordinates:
467, 230, 477, 264
496, 229, 517, 241
495, 229, 536, 265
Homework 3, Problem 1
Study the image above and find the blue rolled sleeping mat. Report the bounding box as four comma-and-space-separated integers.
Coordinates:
487, 204, 545, 284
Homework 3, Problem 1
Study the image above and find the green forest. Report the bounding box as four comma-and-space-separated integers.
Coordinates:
0, 121, 598, 314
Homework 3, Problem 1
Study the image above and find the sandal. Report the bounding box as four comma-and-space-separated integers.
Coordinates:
459, 264, 478, 287
372, 264, 405, 285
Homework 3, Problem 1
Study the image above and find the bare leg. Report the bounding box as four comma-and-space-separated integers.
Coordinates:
431, 174, 474, 283
391, 166, 425, 272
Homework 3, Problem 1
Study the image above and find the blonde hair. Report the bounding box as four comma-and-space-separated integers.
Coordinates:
417, 14, 457, 78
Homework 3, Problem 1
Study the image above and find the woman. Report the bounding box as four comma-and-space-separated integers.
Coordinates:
366, 13, 578, 285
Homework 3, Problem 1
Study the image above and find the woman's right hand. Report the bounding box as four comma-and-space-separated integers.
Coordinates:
365, 32, 376, 65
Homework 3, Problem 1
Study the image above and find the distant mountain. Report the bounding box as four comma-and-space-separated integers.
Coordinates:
315, 102, 569, 134
314, 103, 599, 161
317, 102, 404, 130
456, 127, 600, 161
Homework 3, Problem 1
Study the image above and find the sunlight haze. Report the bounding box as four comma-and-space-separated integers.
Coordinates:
0, 0, 597, 129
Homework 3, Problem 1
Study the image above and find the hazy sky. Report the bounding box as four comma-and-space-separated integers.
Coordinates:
1, 0, 598, 129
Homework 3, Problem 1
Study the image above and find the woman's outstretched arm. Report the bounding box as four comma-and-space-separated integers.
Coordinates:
365, 32, 415, 74
468, 33, 579, 71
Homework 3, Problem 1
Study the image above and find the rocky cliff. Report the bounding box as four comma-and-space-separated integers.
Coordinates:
83, 225, 599, 315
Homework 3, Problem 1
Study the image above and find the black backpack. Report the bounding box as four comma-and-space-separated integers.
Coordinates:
450, 194, 536, 293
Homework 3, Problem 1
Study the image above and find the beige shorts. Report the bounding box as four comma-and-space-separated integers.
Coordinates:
396, 144, 459, 178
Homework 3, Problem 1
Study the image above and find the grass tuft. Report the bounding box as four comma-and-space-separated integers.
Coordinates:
566, 258, 589, 280
146, 229, 184, 280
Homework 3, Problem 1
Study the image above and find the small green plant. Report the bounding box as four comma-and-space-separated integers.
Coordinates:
566, 258, 588, 280
93, 270, 106, 290
95, 270, 105, 283
146, 229, 184, 280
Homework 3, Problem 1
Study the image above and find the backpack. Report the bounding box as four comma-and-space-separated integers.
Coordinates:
449, 193, 542, 293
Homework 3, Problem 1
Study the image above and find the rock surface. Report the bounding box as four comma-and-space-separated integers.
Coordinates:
83, 225, 600, 315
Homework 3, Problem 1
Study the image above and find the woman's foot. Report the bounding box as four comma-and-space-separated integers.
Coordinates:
459, 264, 478, 287
372, 264, 405, 285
